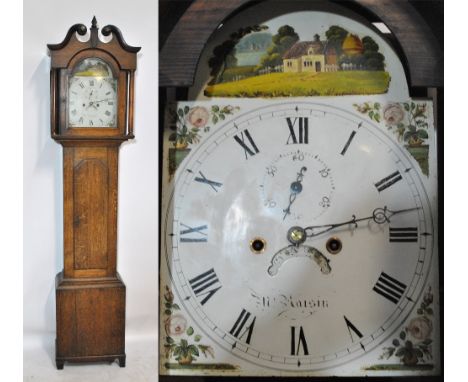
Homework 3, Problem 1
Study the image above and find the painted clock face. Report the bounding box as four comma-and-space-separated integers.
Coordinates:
68, 58, 117, 128
163, 102, 434, 371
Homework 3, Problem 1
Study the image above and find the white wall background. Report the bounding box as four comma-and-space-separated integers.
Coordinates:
23, 0, 159, 379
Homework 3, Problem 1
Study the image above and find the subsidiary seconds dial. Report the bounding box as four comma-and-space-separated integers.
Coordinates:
164, 102, 434, 371
261, 149, 335, 221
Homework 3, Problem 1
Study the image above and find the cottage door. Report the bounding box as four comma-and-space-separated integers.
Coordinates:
315, 61, 321, 72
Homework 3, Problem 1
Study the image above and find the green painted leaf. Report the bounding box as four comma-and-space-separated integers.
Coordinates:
186, 327, 194, 336
395, 347, 407, 357
164, 309, 172, 315
178, 108, 184, 117
212, 105, 220, 112
172, 303, 180, 310
404, 103, 410, 111
189, 345, 199, 356
400, 331, 406, 340
417, 129, 428, 139
166, 336, 174, 344
219, 113, 225, 120
392, 339, 400, 347
184, 106, 190, 114
369, 110, 374, 119
212, 115, 219, 124
374, 113, 381, 122
194, 335, 202, 342
374, 102, 380, 110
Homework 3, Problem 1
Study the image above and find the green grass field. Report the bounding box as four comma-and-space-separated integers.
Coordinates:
205, 71, 390, 97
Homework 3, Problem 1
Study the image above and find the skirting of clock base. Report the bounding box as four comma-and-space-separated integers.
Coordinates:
55, 272, 126, 369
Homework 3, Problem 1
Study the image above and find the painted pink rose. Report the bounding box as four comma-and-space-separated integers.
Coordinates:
407, 316, 432, 341
383, 103, 405, 126
165, 314, 187, 337
187, 106, 209, 128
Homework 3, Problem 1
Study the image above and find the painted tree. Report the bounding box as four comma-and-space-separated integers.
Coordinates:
208, 25, 268, 84
362, 36, 385, 70
325, 25, 348, 55
258, 25, 299, 69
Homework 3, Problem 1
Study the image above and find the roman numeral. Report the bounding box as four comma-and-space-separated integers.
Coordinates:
189, 268, 222, 305
194, 171, 222, 192
229, 309, 256, 345
286, 117, 309, 144
389, 227, 418, 242
373, 272, 407, 304
106, 91, 111, 95
105, 110, 111, 116
79, 82, 84, 88
79, 117, 84, 123
89, 79, 94, 86
179, 223, 208, 243
344, 315, 363, 342
341, 131, 357, 155
374, 171, 402, 192
290, 326, 309, 356
233, 129, 259, 159
89, 120, 93, 126
108, 101, 114, 105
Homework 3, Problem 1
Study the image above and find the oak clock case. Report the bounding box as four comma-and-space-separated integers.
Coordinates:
159, 0, 441, 378
48, 18, 140, 369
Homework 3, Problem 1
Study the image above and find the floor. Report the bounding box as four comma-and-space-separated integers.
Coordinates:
24, 334, 158, 382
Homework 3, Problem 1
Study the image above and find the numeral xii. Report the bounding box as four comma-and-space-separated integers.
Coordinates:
286, 117, 309, 144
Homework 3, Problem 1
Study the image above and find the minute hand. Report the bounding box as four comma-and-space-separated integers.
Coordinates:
304, 206, 420, 238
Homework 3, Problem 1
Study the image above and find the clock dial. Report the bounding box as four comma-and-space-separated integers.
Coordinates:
164, 102, 434, 371
67, 58, 117, 128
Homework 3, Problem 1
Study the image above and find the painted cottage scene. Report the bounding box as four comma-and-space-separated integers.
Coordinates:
204, 24, 390, 97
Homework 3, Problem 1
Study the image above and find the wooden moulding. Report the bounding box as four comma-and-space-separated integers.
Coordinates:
159, 0, 443, 88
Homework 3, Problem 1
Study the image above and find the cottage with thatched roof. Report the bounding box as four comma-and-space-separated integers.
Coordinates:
283, 34, 338, 73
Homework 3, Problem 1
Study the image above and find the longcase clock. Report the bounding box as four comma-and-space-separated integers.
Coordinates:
48, 17, 140, 369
